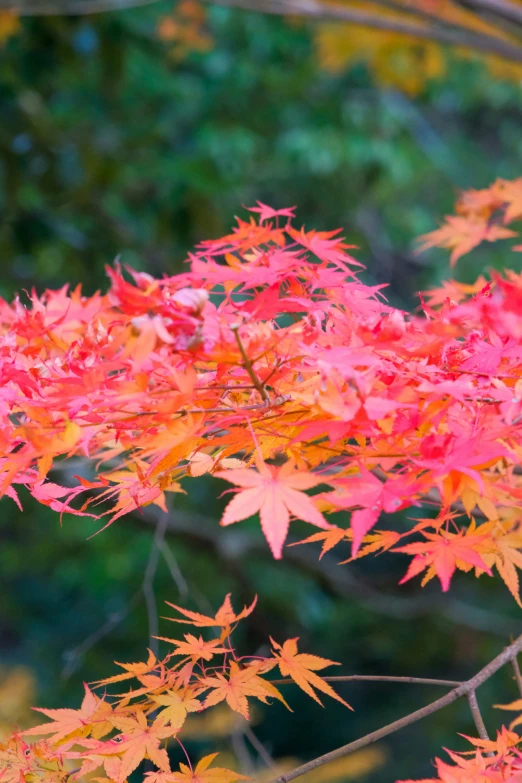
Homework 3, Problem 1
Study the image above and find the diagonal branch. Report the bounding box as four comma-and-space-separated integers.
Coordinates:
273, 636, 522, 783
206, 0, 522, 63
455, 0, 522, 26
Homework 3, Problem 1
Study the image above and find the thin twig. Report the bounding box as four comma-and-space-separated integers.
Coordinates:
243, 724, 277, 770
159, 539, 189, 599
142, 512, 169, 656
272, 635, 522, 783
270, 675, 461, 687
61, 590, 141, 680
231, 727, 255, 775
231, 325, 270, 402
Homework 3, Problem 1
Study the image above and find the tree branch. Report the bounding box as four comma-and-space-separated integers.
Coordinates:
467, 690, 490, 742
272, 636, 522, 783
270, 675, 461, 686
206, 0, 522, 64
3, 0, 161, 13
231, 325, 270, 403
456, 0, 522, 26
512, 655, 522, 697
8, 0, 522, 70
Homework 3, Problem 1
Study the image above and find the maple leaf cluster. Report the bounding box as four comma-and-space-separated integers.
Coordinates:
402, 728, 522, 783
4, 197, 522, 598
0, 594, 349, 783
417, 177, 522, 266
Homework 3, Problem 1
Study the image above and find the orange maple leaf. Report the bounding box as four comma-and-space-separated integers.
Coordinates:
152, 689, 201, 729
159, 753, 250, 783
215, 458, 330, 558
291, 526, 350, 558
93, 649, 158, 686
270, 638, 352, 710
458, 727, 520, 755
155, 633, 229, 661
106, 711, 172, 782
417, 215, 517, 267
199, 661, 289, 719
164, 594, 257, 635
23, 684, 109, 743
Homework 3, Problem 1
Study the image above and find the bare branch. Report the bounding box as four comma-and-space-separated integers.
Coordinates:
159, 539, 189, 599
467, 690, 490, 742
8, 0, 522, 67
2, 0, 161, 13
270, 675, 461, 687
206, 0, 522, 64
512, 655, 522, 697
61, 589, 141, 679
455, 0, 522, 26
142, 511, 169, 656
243, 724, 277, 770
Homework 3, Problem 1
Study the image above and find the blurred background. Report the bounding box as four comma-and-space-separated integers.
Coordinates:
1, 3, 522, 782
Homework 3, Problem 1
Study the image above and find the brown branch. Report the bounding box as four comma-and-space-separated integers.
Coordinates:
9, 0, 522, 67
467, 690, 490, 742
456, 0, 522, 26
206, 0, 522, 64
3, 0, 161, 13
142, 511, 169, 656
512, 655, 522, 697
231, 325, 270, 403
243, 724, 277, 770
270, 675, 461, 687
272, 637, 522, 783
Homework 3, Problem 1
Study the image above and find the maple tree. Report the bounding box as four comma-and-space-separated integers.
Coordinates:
4, 177, 522, 781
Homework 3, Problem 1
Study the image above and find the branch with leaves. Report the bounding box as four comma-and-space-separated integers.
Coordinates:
4, 592, 522, 783
3, 185, 522, 600
3, 179, 522, 781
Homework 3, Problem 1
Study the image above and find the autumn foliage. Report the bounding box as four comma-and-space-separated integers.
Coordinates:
4, 178, 522, 781
0, 593, 353, 783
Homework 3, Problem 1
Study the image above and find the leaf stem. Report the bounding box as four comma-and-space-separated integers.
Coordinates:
231, 325, 270, 402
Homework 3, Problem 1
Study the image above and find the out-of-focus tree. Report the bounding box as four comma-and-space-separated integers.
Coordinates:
6, 1, 522, 94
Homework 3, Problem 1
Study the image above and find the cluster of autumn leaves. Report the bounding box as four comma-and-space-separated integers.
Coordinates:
417, 176, 522, 266
5, 594, 522, 783
0, 595, 352, 783
3, 178, 522, 781
402, 728, 522, 783
3, 184, 522, 598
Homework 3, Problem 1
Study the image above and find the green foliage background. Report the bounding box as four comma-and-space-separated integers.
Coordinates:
1, 4, 522, 782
